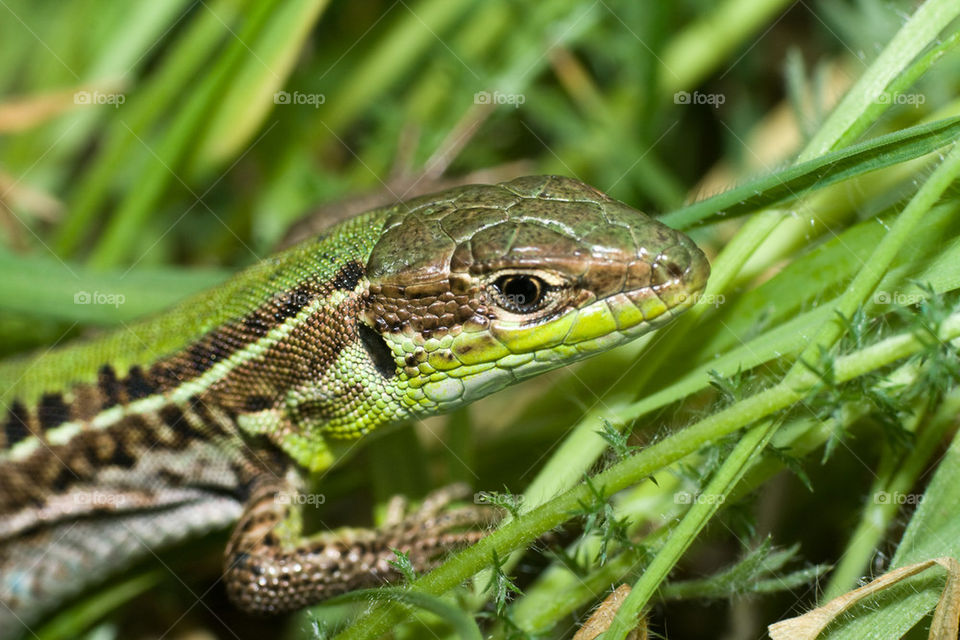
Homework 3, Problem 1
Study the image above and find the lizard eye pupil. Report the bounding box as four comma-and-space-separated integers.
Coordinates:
492, 275, 547, 313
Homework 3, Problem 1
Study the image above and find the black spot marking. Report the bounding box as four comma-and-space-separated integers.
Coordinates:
276, 285, 314, 321
107, 443, 137, 469
149, 362, 184, 389
158, 469, 186, 486
243, 312, 270, 338
79, 438, 103, 468
332, 261, 364, 291
4, 401, 31, 447
37, 393, 70, 432
159, 405, 193, 442
186, 329, 235, 374
233, 473, 256, 502
98, 364, 121, 408
359, 324, 396, 379
208, 329, 236, 361
187, 342, 213, 372
121, 414, 151, 444
51, 468, 73, 493
124, 365, 157, 400
232, 551, 255, 573
244, 395, 273, 412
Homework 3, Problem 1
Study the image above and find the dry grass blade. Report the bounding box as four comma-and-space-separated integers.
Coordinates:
768, 557, 960, 640
0, 83, 123, 133
572, 584, 646, 640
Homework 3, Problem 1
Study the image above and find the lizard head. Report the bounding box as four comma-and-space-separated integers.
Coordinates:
359, 175, 710, 416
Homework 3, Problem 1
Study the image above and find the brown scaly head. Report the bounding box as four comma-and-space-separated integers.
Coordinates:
340, 175, 710, 429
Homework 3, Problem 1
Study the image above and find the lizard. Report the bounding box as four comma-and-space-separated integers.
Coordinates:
0, 175, 709, 638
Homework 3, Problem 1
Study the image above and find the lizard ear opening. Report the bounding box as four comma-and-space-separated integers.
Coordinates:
358, 324, 396, 379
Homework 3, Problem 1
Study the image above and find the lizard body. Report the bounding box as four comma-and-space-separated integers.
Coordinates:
0, 175, 709, 637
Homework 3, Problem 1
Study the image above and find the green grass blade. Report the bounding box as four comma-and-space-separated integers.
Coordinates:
54, 0, 249, 256
86, 0, 283, 268
189, 0, 329, 172
0, 249, 227, 324
801, 0, 960, 159
660, 116, 960, 229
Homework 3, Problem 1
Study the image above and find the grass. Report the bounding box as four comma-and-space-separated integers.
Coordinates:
2, 1, 960, 639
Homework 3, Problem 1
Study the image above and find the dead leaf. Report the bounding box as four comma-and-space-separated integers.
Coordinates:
573, 584, 646, 640
768, 557, 960, 640
0, 169, 63, 222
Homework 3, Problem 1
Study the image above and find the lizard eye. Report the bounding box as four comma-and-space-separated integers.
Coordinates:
491, 274, 549, 314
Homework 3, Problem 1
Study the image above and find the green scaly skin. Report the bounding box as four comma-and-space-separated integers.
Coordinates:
0, 175, 709, 637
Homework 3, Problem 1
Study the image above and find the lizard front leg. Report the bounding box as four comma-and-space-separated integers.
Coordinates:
224, 475, 495, 614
